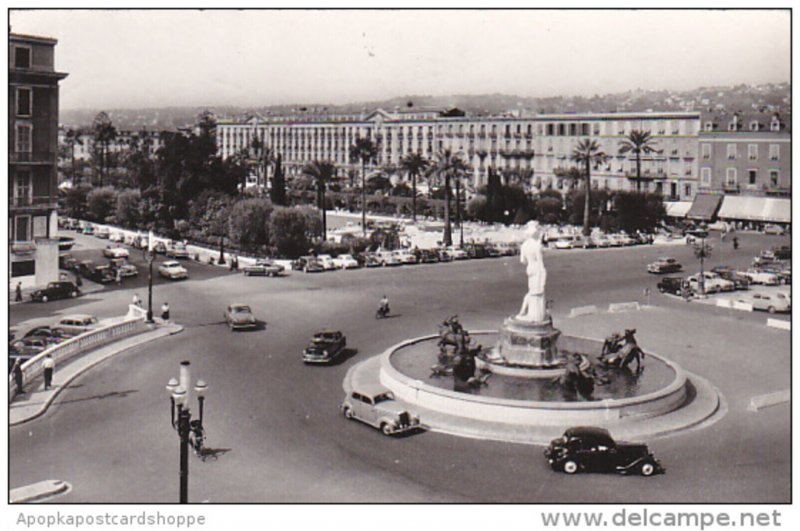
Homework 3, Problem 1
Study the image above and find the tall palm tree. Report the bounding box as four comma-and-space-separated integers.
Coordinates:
92, 112, 117, 186
450, 155, 471, 247
399, 152, 430, 222
348, 136, 379, 236
618, 130, 658, 193
429, 149, 468, 247
63, 128, 83, 185
571, 139, 608, 236
302, 160, 337, 239
250, 135, 272, 195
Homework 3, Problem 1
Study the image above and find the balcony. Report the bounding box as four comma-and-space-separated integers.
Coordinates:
10, 150, 57, 164
11, 195, 57, 209
11, 240, 37, 254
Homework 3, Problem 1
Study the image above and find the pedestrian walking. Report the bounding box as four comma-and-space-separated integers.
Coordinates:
12, 358, 24, 396
43, 354, 55, 390
115, 267, 122, 285
161, 302, 170, 322
15, 282, 23, 302
75, 274, 82, 288
132, 293, 141, 307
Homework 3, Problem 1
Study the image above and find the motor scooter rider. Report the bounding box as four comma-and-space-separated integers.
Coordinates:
732, 236, 739, 250
379, 294, 390, 315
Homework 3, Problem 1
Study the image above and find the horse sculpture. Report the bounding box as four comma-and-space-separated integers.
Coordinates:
555, 351, 595, 399
599, 328, 645, 372
431, 316, 489, 387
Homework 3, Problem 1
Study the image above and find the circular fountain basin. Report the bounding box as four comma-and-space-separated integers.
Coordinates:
379, 331, 692, 426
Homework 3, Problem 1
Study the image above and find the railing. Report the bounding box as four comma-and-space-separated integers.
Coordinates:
11, 195, 56, 208
9, 307, 148, 401
9, 151, 57, 164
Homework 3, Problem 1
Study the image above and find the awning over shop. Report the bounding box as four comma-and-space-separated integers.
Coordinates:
664, 201, 692, 218
718, 196, 791, 223
685, 194, 723, 221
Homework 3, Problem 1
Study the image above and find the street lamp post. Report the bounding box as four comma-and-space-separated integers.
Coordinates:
166, 361, 208, 504
146, 252, 154, 322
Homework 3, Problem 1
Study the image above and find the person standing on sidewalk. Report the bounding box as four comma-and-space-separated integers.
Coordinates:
12, 358, 24, 396
132, 293, 141, 307
15, 282, 22, 302
161, 302, 170, 322
43, 354, 55, 390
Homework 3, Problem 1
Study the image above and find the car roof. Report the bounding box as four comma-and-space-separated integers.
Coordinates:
564, 426, 613, 440
352, 384, 393, 398
60, 313, 95, 320
163, 261, 180, 266
230, 303, 251, 310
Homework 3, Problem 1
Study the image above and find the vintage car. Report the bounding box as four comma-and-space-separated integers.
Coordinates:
292, 256, 325, 273
151, 241, 168, 254
392, 249, 418, 264
223, 303, 258, 330
434, 248, 454, 262
166, 242, 190, 259
656, 276, 684, 296
243, 259, 285, 277
117, 263, 139, 278
709, 266, 750, 290
54, 314, 98, 336
414, 248, 440, 264
94, 227, 110, 239
81, 263, 115, 284
302, 329, 347, 364
24, 326, 73, 344
591, 235, 611, 248
103, 246, 130, 259
377, 250, 403, 266
332, 254, 360, 270
59, 253, 79, 271
445, 246, 469, 260
763, 224, 785, 235
81, 224, 95, 236
742, 268, 781, 286
357, 252, 382, 268
158, 261, 189, 280
30, 281, 80, 303
109, 232, 125, 243
544, 427, 664, 476
687, 272, 735, 294
739, 291, 791, 314
647, 257, 682, 274
340, 384, 421, 435
58, 236, 75, 251
315, 254, 337, 271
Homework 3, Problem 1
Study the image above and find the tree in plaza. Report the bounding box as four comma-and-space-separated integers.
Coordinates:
91, 112, 117, 187
348, 136, 379, 236
571, 139, 608, 236
61, 184, 91, 219
302, 160, 337, 239
63, 128, 84, 185
270, 154, 287, 206
269, 206, 316, 259
399, 152, 430, 222
450, 155, 471, 246
612, 191, 666, 234
693, 236, 713, 296
86, 186, 118, 223
115, 189, 143, 229
228, 197, 273, 255
429, 148, 467, 246
618, 130, 658, 193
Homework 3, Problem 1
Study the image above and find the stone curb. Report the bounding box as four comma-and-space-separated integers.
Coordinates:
10, 479, 72, 504
9, 324, 184, 427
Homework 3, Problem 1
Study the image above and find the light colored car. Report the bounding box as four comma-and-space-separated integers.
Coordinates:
743, 268, 780, 285
647, 257, 682, 274
166, 242, 190, 259
445, 246, 468, 260
315, 254, 337, 271
103, 246, 130, 259
553, 237, 575, 250
158, 261, 188, 280
740, 292, 791, 313
243, 259, 284, 276
592, 235, 611, 248
109, 232, 124, 243
224, 303, 257, 330
54, 314, 98, 335
392, 249, 418, 264
763, 224, 785, 235
332, 254, 360, 269
377, 250, 403, 266
95, 227, 110, 239
606, 234, 626, 247
118, 263, 139, 278
687, 272, 735, 293
340, 384, 421, 436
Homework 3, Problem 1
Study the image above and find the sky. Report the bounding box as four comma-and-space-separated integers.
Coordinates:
9, 8, 791, 111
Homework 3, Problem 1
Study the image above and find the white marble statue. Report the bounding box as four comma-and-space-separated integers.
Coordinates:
517, 221, 547, 322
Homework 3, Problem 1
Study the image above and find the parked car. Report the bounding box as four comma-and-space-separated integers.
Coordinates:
446, 246, 469, 260
340, 384, 421, 435
82, 263, 115, 284
58, 236, 75, 251
616, 233, 637, 246
315, 254, 337, 271
647, 257, 682, 274
544, 427, 664, 476
553, 237, 575, 250
302, 329, 347, 364
463, 243, 490, 258
483, 243, 504, 257
223, 303, 258, 330
742, 268, 780, 286
709, 266, 751, 290
9, 337, 49, 368
739, 291, 791, 314
95, 227, 110, 239
656, 276, 684, 295
763, 224, 785, 235
495, 242, 519, 256
591, 235, 611, 248
117, 263, 139, 278
54, 314, 98, 335
332, 254, 360, 270
82, 225, 95, 236
152, 241, 167, 254
377, 250, 403, 266
23, 326, 73, 344
772, 246, 791, 260
758, 263, 791, 284
392, 249, 418, 265
109, 232, 124, 243
166, 242, 190, 259
103, 246, 130, 259
59, 253, 78, 271
30, 281, 80, 303
435, 248, 453, 262
414, 248, 440, 264
243, 259, 285, 276
687, 272, 735, 293
357, 252, 382, 268
159, 261, 189, 280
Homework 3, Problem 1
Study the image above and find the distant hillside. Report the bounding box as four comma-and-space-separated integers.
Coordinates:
60, 82, 790, 131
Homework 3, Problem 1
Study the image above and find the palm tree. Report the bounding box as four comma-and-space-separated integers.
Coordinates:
618, 130, 658, 193
399, 152, 430, 222
302, 160, 337, 239
92, 112, 117, 186
571, 139, 608, 236
450, 155, 471, 247
249, 135, 272, 195
63, 128, 83, 185
429, 149, 468, 247
348, 136, 379, 236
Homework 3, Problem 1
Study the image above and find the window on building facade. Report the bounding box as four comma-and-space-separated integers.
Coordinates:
769, 144, 780, 160
17, 87, 32, 117
701, 143, 711, 159
593, 124, 600, 135
33, 216, 48, 239
15, 215, 30, 242
770, 170, 779, 186
748, 169, 757, 185
569, 123, 577, 136
748, 144, 758, 160
726, 144, 737, 160
557, 123, 565, 136
704, 122, 713, 131
726, 168, 737, 185
684, 184, 692, 197
581, 123, 590, 136
15, 172, 31, 204
14, 46, 31, 68
750, 121, 759, 131
701, 167, 712, 185
15, 124, 32, 153
728, 120, 737, 132
771, 118, 780, 132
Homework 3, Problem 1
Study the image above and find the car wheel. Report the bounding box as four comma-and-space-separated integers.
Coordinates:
343, 407, 354, 419
768, 306, 776, 314
562, 460, 579, 474
70, 291, 78, 298
381, 423, 393, 436
640, 462, 656, 477
658, 286, 666, 293
41, 295, 48, 303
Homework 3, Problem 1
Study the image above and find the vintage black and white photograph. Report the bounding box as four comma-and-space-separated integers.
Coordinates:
6, 5, 792, 514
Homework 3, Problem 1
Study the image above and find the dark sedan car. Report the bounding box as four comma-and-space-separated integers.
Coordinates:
710, 266, 751, 290
656, 276, 683, 295
302, 329, 347, 364
30, 281, 81, 303
544, 427, 664, 476
23, 326, 73, 344
413, 248, 440, 264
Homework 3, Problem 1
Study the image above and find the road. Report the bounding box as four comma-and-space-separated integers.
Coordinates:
9, 230, 790, 502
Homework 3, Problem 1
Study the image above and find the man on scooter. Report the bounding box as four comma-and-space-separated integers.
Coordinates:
379, 294, 390, 317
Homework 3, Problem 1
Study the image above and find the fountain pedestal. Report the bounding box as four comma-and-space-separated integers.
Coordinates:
478, 315, 565, 378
